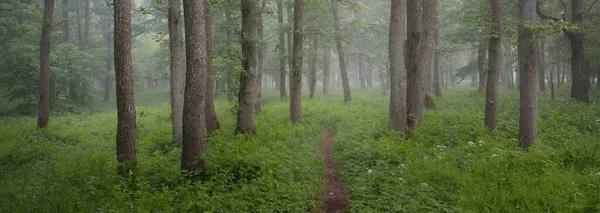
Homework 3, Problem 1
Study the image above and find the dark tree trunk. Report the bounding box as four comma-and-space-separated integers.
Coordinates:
204, 1, 220, 134
332, 0, 351, 102
389, 0, 408, 133
518, 0, 539, 149
181, 0, 209, 172
538, 41, 546, 91
569, 0, 589, 102
237, 0, 259, 134
277, 0, 287, 100
433, 26, 442, 97
550, 64, 555, 100
287, 0, 293, 86
477, 43, 487, 91
225, 9, 234, 102
407, 0, 437, 130
84, 0, 89, 49
38, 0, 54, 129
485, 0, 502, 130
76, 1, 82, 47
62, 0, 70, 42
168, 0, 185, 140
114, 0, 137, 176
290, 0, 304, 122
323, 47, 331, 95
309, 34, 318, 99
256, 0, 265, 112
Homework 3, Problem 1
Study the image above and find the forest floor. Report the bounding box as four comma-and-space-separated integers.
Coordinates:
319, 128, 349, 213
1, 87, 600, 212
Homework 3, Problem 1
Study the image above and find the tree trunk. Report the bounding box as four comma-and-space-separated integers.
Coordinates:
237, 0, 258, 134
256, 0, 265, 112
389, 0, 408, 133
309, 34, 318, 99
477, 43, 487, 91
485, 0, 502, 130
550, 64, 555, 100
538, 41, 546, 91
225, 9, 234, 101
168, 0, 185, 141
204, 0, 220, 134
287, 0, 293, 87
62, 0, 70, 42
357, 57, 366, 89
290, 0, 304, 122
332, 0, 351, 102
76, 1, 83, 47
323, 47, 331, 95
518, 0, 539, 149
366, 62, 374, 88
433, 26, 442, 97
181, 0, 209, 172
277, 0, 287, 100
114, 0, 136, 176
38, 0, 54, 129
84, 0, 89, 49
407, 0, 437, 130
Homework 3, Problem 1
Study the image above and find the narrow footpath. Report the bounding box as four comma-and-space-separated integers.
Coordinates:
319, 128, 350, 213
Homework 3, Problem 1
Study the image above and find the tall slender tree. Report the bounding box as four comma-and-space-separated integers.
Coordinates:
62, 0, 70, 42
205, 0, 220, 134
114, 0, 136, 176
290, 0, 304, 122
308, 34, 318, 99
518, 0, 539, 149
477, 43, 487, 91
237, 0, 259, 134
389, 0, 408, 133
168, 0, 185, 140
277, 0, 287, 100
38, 0, 54, 129
323, 47, 331, 95
181, 0, 209, 172
485, 0, 502, 130
332, 0, 351, 102
256, 0, 266, 112
433, 26, 442, 97
539, 41, 546, 91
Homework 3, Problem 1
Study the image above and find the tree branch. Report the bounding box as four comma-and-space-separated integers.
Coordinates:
585, 0, 600, 17
536, 0, 560, 22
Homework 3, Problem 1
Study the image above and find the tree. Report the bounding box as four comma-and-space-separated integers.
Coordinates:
332, 0, 351, 102
181, 0, 209, 172
539, 41, 546, 91
38, 0, 54, 129
323, 47, 331, 95
114, 0, 137, 176
62, 0, 70, 42
256, 0, 266, 112
518, 0, 539, 149
406, 0, 437, 130
485, 0, 502, 130
308, 34, 318, 99
84, 0, 90, 49
237, 0, 259, 134
168, 0, 185, 140
389, 0, 408, 133
433, 26, 442, 97
204, 0, 220, 134
277, 0, 287, 100
477, 43, 487, 91
290, 0, 304, 122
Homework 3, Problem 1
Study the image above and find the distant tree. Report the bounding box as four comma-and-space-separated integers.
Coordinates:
477, 43, 487, 91
168, 0, 185, 140
237, 0, 259, 134
290, 0, 304, 122
84, 0, 90, 49
256, 0, 266, 112
181, 0, 209, 172
323, 47, 331, 95
38, 0, 54, 129
205, 0, 220, 134
114, 0, 137, 176
332, 0, 351, 102
389, 0, 408, 133
539, 41, 546, 91
62, 0, 70, 42
485, 0, 502, 130
433, 26, 442, 97
518, 0, 539, 149
308, 34, 318, 99
277, 0, 288, 100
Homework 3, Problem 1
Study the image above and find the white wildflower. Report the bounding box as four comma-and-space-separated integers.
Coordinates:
468, 141, 476, 146
399, 164, 406, 169
367, 169, 373, 174
421, 183, 429, 188
491, 154, 499, 158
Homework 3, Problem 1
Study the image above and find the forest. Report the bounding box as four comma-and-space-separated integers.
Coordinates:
1, 0, 600, 212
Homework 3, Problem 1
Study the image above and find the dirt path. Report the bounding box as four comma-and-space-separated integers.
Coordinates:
319, 128, 350, 213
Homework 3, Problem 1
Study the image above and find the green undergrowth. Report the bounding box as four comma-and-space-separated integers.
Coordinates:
333, 87, 600, 212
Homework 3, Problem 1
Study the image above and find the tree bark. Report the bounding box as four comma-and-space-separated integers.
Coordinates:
569, 0, 589, 102
323, 47, 331, 95
237, 0, 258, 134
168, 0, 185, 140
309, 34, 318, 99
181, 0, 209, 172
114, 0, 136, 176
62, 0, 70, 42
485, 0, 502, 130
256, 0, 265, 112
433, 26, 442, 97
389, 0, 408, 133
407, 0, 436, 130
518, 0, 539, 149
538, 41, 546, 91
225, 9, 234, 101
204, 1, 220, 134
477, 43, 487, 91
332, 0, 351, 102
38, 0, 54, 129
290, 0, 303, 122
277, 0, 287, 100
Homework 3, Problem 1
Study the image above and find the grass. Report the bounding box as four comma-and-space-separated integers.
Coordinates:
1, 86, 599, 212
